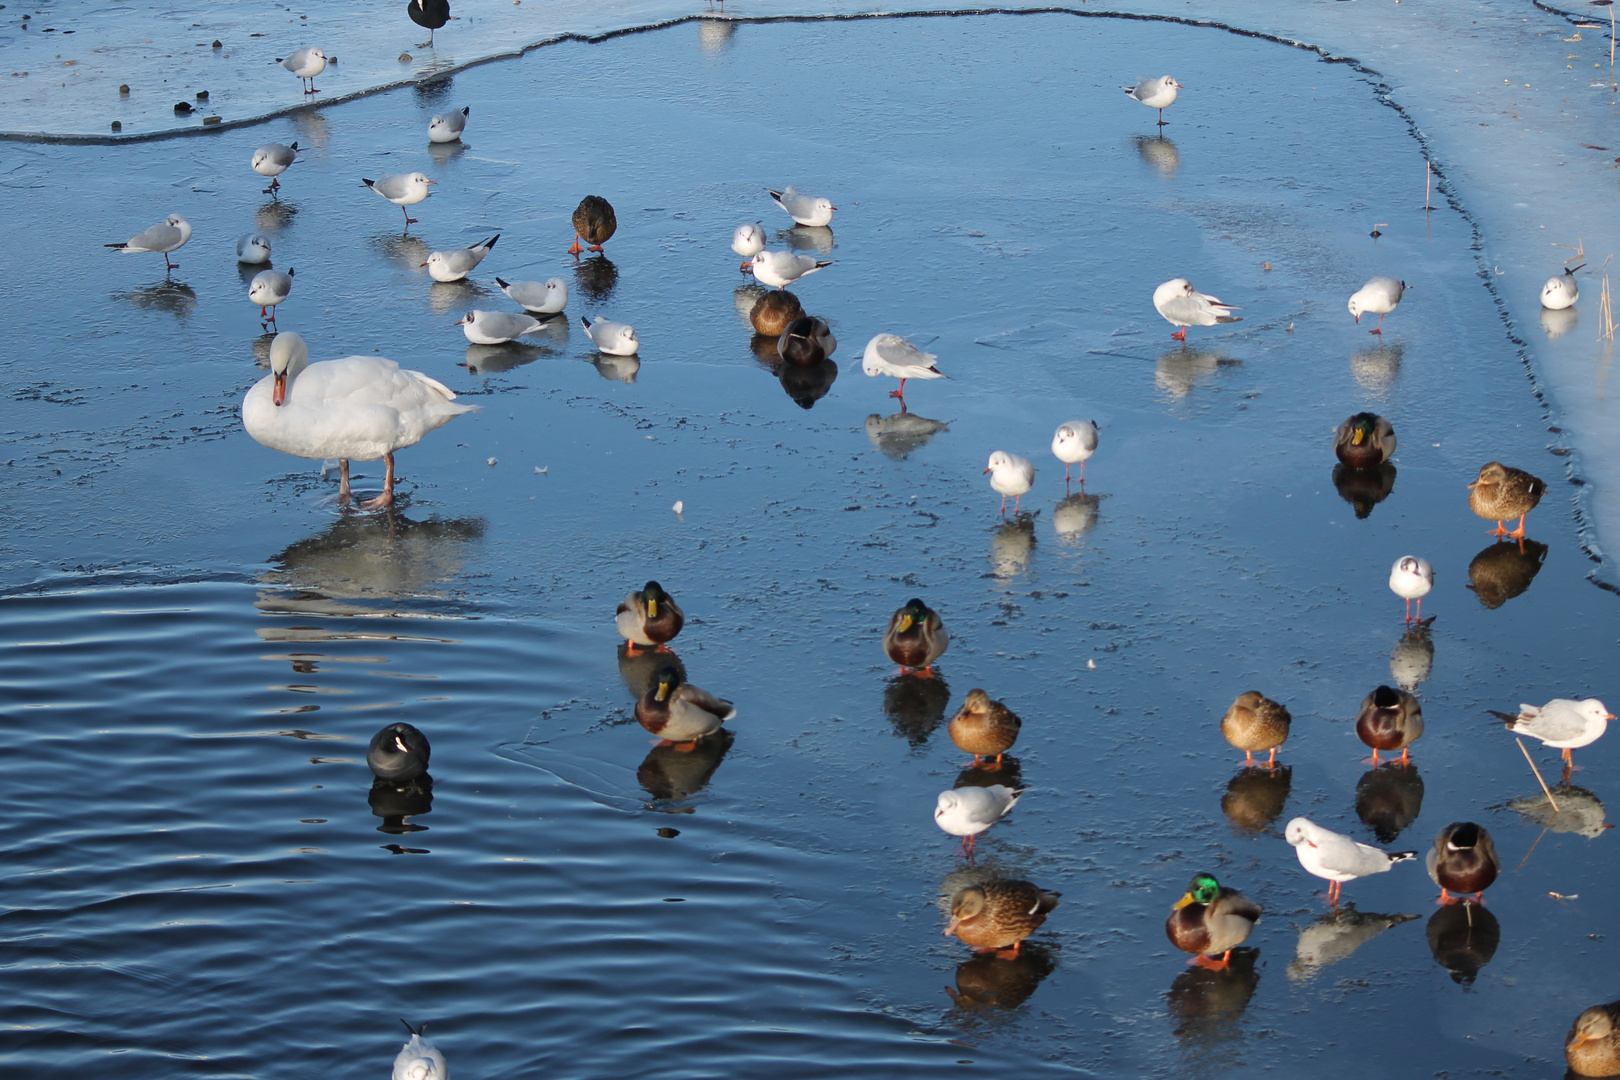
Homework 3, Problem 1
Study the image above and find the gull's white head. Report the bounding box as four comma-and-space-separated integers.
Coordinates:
934, 790, 962, 820
1578, 699, 1617, 723
1284, 817, 1314, 848
985, 451, 1015, 473
1153, 277, 1193, 307
268, 332, 309, 406
544, 278, 568, 303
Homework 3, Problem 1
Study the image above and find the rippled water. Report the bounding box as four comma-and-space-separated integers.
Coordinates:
2, 13, 1617, 1079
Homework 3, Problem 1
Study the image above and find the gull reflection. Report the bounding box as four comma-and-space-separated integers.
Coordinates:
883, 672, 951, 746
1467, 538, 1548, 608
734, 282, 769, 323
1389, 620, 1433, 691
1052, 492, 1103, 544
464, 342, 549, 375
1165, 948, 1260, 1048
290, 108, 331, 148
372, 232, 431, 272
1505, 783, 1612, 837
256, 199, 298, 232
1541, 306, 1579, 340
946, 944, 1056, 1010
119, 280, 197, 319
779, 358, 838, 409
1220, 765, 1292, 835
1133, 133, 1179, 175
239, 261, 270, 287
1355, 761, 1424, 842
865, 412, 949, 459
427, 139, 468, 167
1349, 342, 1402, 398
591, 354, 640, 383
990, 516, 1036, 579
1331, 463, 1397, 519
1426, 902, 1500, 985
1155, 346, 1239, 398
369, 775, 433, 834
251, 332, 278, 368
573, 255, 619, 303
638, 727, 734, 805
428, 278, 490, 315
697, 16, 736, 53
780, 224, 834, 255
1286, 906, 1418, 982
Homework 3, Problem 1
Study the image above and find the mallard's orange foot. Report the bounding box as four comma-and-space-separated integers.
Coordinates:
1362, 753, 1383, 767
568, 237, 583, 256
625, 641, 644, 655
1191, 953, 1231, 971
991, 945, 1023, 959
589, 244, 605, 252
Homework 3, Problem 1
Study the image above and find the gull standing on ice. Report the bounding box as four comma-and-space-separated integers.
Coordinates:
1285, 816, 1416, 906
455, 309, 548, 345
236, 233, 272, 265
985, 451, 1036, 517
248, 267, 294, 327
279, 47, 327, 94
1495, 698, 1613, 770
428, 106, 469, 143
732, 221, 766, 272
421, 234, 499, 282
393, 1020, 447, 1080
1123, 75, 1184, 126
1388, 555, 1433, 622
362, 172, 436, 229
495, 277, 568, 317
750, 249, 832, 290
251, 141, 299, 194
106, 213, 191, 271
1348, 276, 1405, 334
862, 333, 942, 403
935, 785, 1024, 860
580, 315, 639, 355
1153, 278, 1241, 341
1542, 265, 1582, 310
767, 186, 836, 227
1052, 420, 1099, 485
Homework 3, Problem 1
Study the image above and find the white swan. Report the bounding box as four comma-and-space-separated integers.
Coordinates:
242, 332, 475, 510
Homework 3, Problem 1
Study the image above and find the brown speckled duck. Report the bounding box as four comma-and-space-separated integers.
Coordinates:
750, 290, 803, 337
1468, 461, 1546, 539
1220, 691, 1291, 768
1425, 822, 1500, 905
1568, 1001, 1620, 1078
634, 666, 735, 747
944, 878, 1060, 956
1354, 684, 1424, 765
949, 689, 1021, 768
882, 597, 948, 675
1165, 872, 1262, 971
1333, 412, 1396, 469
569, 195, 617, 256
615, 580, 684, 654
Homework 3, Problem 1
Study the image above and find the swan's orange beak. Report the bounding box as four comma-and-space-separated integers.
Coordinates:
272, 370, 287, 406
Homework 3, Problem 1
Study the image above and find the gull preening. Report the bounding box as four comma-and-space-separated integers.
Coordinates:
1153, 278, 1241, 341
1285, 816, 1416, 906
236, 233, 272, 265
1348, 276, 1405, 334
422, 234, 499, 282
750, 250, 832, 290
456, 309, 548, 345
1124, 75, 1184, 126
242, 332, 474, 510
1497, 698, 1613, 769
861, 333, 942, 403
731, 221, 766, 272
248, 267, 294, 326
393, 1020, 447, 1080
580, 315, 639, 355
767, 186, 835, 227
495, 276, 568, 316
250, 141, 299, 194
984, 451, 1035, 517
1388, 555, 1433, 622
106, 213, 191, 271
934, 784, 1023, 859
363, 172, 436, 229
428, 106, 469, 143
279, 47, 327, 94
1051, 420, 1098, 484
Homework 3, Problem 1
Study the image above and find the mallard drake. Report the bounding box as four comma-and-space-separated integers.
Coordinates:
1355, 684, 1424, 765
1567, 1001, 1620, 1078
1468, 461, 1546, 539
949, 689, 1021, 767
1165, 872, 1262, 970
944, 878, 1060, 955
882, 597, 948, 675
367, 722, 431, 782
569, 195, 617, 256
1333, 412, 1396, 469
1425, 821, 1500, 905
1220, 690, 1290, 768
635, 666, 735, 746
750, 290, 803, 336
615, 581, 684, 653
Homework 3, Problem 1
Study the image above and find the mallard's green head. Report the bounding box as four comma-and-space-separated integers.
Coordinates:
653, 665, 682, 702
898, 597, 931, 632
1348, 412, 1380, 446
1173, 872, 1221, 909
641, 580, 668, 618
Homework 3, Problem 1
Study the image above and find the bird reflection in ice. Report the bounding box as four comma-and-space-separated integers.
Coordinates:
463, 342, 549, 375
638, 727, 735, 806
1467, 537, 1548, 608
1052, 492, 1103, 544
990, 515, 1036, 579
591, 353, 640, 383
1504, 783, 1613, 838
1349, 342, 1402, 398
371, 232, 430, 273
618, 643, 687, 700
255, 198, 298, 232
119, 280, 197, 319
1286, 906, 1418, 982
780, 224, 834, 255
778, 358, 838, 409
865, 413, 949, 459
1220, 765, 1291, 835
1426, 902, 1500, 985
573, 255, 619, 303
1165, 947, 1260, 1050
1355, 761, 1424, 842
428, 278, 490, 316
1389, 619, 1434, 691
1133, 134, 1179, 176
369, 775, 433, 835
697, 16, 736, 53
1155, 346, 1239, 398
882, 672, 951, 746
1331, 462, 1397, 519
955, 755, 1024, 793
945, 944, 1056, 1010
1541, 305, 1578, 340
427, 139, 467, 166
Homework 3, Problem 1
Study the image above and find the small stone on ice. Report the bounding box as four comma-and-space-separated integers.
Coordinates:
399, 52, 412, 62
672, 500, 684, 515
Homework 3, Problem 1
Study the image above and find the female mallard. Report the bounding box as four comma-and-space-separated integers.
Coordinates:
569, 195, 617, 256
1333, 412, 1396, 469
750, 290, 803, 336
944, 878, 1060, 955
882, 597, 948, 675
1354, 684, 1424, 765
1567, 1001, 1620, 1078
1220, 690, 1290, 768
635, 666, 735, 747
1425, 821, 1500, 905
616, 581, 684, 653
1165, 872, 1261, 970
949, 689, 1021, 767
1468, 461, 1546, 539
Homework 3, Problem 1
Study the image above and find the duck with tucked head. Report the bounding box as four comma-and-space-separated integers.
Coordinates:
635, 666, 735, 748
1568, 1001, 1620, 1078
1165, 872, 1261, 971
616, 581, 684, 654
949, 689, 1021, 769
882, 597, 948, 676
1333, 412, 1396, 469
1425, 822, 1499, 906
1220, 690, 1290, 769
944, 879, 1060, 957
1355, 684, 1424, 766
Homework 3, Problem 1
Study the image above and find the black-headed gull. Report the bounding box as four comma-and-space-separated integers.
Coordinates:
363, 173, 436, 229
106, 213, 191, 271
1348, 277, 1405, 334
1285, 816, 1415, 906
1124, 75, 1183, 125
984, 451, 1035, 517
1542, 264, 1582, 310
279, 47, 326, 94
236, 233, 272, 265
428, 106, 468, 143
570, 196, 617, 256
861, 333, 941, 403
422, 234, 498, 282
251, 141, 299, 195
1051, 420, 1098, 485
248, 267, 294, 326
495, 276, 568, 316
393, 1019, 447, 1080
455, 309, 547, 345
750, 249, 832, 290
767, 186, 835, 227
1388, 555, 1433, 622
1153, 278, 1241, 342
1497, 698, 1613, 769
732, 221, 766, 272
935, 785, 1023, 860
580, 315, 639, 355
408, 0, 450, 48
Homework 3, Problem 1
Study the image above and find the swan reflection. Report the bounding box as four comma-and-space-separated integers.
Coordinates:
1467, 538, 1548, 608
1287, 906, 1418, 982
865, 412, 949, 459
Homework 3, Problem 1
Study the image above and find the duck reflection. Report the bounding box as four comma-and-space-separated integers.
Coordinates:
619, 643, 687, 699
883, 672, 951, 746
573, 255, 618, 303
1355, 761, 1424, 842
1052, 492, 1102, 544
865, 412, 949, 459
638, 727, 735, 805
1220, 765, 1292, 835
956, 755, 1024, 791
1331, 463, 1397, 519
1389, 620, 1434, 691
1349, 342, 1402, 397
464, 342, 549, 375
946, 944, 1056, 1010
1506, 782, 1613, 837
429, 278, 489, 315
1286, 906, 1418, 982
749, 333, 780, 363
1426, 902, 1501, 985
1467, 538, 1548, 608
1133, 133, 1179, 175
120, 280, 197, 318
780, 224, 834, 255
372, 232, 431, 272
1165, 947, 1260, 1045
256, 199, 298, 232
779, 358, 838, 409
697, 16, 736, 53
990, 516, 1036, 579
369, 775, 433, 834
1541, 306, 1579, 340
1155, 346, 1239, 398
592, 354, 640, 383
